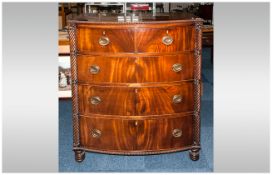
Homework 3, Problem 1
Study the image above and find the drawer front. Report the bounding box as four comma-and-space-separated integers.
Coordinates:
77, 27, 135, 53
77, 56, 137, 83
136, 83, 194, 115
79, 115, 193, 153
78, 82, 194, 116
80, 116, 137, 151
78, 85, 136, 116
135, 26, 195, 53
137, 53, 194, 82
136, 115, 193, 151
77, 53, 194, 84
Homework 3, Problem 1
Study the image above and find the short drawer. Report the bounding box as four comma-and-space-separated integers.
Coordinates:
78, 82, 194, 116
77, 53, 194, 84
76, 26, 135, 53
79, 115, 193, 153
135, 26, 195, 53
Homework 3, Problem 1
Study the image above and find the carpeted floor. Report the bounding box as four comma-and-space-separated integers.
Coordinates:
59, 48, 213, 172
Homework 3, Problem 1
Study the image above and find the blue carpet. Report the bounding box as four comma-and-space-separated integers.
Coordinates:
59, 48, 213, 172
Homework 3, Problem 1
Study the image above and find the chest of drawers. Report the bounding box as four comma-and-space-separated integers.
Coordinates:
68, 13, 203, 162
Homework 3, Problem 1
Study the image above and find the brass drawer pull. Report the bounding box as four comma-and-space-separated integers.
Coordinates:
91, 129, 101, 138
99, 36, 110, 46
172, 63, 182, 72
162, 35, 173, 45
90, 96, 101, 105
99, 31, 110, 46
90, 65, 100, 74
173, 95, 182, 104
172, 129, 182, 137
162, 30, 173, 46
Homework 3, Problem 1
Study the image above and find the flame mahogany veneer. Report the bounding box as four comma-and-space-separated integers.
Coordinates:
68, 13, 203, 162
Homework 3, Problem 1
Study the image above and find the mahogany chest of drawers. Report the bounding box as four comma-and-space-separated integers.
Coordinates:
68, 13, 203, 162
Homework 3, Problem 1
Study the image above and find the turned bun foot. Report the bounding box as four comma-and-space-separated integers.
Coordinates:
189, 149, 200, 161
74, 150, 85, 162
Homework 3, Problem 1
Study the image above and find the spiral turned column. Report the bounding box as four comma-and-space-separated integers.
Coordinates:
68, 23, 85, 162
190, 18, 203, 161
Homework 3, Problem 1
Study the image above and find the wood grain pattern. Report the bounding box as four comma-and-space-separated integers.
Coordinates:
76, 24, 195, 53
136, 115, 193, 150
77, 53, 194, 83
136, 83, 194, 115
77, 27, 135, 53
80, 116, 137, 151
80, 115, 193, 152
78, 82, 194, 116
135, 26, 195, 53
137, 53, 194, 82
77, 56, 137, 83
78, 85, 136, 116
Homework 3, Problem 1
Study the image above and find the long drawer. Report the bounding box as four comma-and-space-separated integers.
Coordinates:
78, 82, 194, 116
79, 115, 193, 153
76, 24, 195, 53
77, 53, 194, 83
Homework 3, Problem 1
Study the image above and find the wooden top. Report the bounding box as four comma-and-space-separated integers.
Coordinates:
68, 13, 203, 24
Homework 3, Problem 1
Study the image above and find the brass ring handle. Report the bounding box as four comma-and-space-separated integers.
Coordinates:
172, 63, 182, 72
91, 129, 101, 138
90, 65, 100, 74
172, 129, 182, 137
90, 96, 102, 105
173, 95, 182, 104
99, 36, 110, 46
162, 35, 173, 45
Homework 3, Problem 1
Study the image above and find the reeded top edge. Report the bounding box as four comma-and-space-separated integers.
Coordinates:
68, 13, 203, 24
